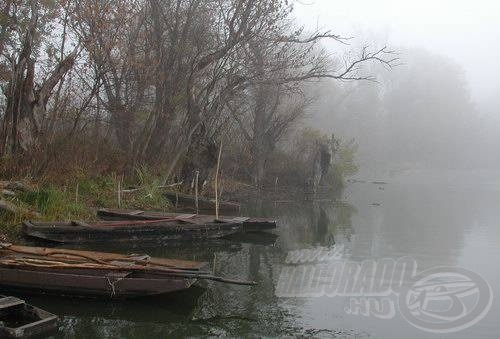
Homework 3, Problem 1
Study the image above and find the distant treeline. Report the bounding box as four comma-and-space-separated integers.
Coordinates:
310, 47, 500, 171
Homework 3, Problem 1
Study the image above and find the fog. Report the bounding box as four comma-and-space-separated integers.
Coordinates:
294, 0, 500, 173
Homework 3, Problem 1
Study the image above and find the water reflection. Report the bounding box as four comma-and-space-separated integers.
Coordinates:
271, 201, 355, 253
14, 198, 357, 337
14, 172, 499, 338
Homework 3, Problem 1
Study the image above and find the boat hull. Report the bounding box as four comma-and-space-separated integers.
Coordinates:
97, 208, 277, 232
0, 267, 197, 298
0, 295, 58, 338
0, 244, 208, 299
22, 220, 243, 243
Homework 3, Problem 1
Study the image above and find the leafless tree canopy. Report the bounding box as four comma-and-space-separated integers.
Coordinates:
0, 0, 395, 184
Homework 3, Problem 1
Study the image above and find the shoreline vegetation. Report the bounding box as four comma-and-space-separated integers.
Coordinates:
0, 0, 371, 243
0, 182, 332, 240
0, 168, 169, 241
0, 148, 355, 242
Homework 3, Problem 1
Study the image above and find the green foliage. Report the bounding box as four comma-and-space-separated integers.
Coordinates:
266, 127, 359, 191
17, 186, 90, 221
67, 168, 169, 210
337, 139, 359, 178
0, 167, 171, 238
75, 168, 170, 210
1, 185, 91, 233
77, 175, 117, 207
292, 127, 330, 161
323, 138, 359, 189
126, 166, 170, 210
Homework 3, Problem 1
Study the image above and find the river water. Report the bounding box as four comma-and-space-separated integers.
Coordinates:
13, 170, 500, 338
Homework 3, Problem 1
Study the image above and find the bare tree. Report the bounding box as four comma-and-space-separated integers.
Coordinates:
0, 1, 77, 156
227, 22, 397, 186
0, 0, 397, 186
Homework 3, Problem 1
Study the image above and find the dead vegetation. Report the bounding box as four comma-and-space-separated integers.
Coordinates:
0, 0, 392, 192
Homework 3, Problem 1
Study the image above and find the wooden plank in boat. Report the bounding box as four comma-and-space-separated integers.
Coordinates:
228, 217, 251, 223
0, 296, 24, 309
0, 296, 58, 338
105, 271, 132, 278
175, 214, 197, 224
72, 220, 90, 227
1, 244, 206, 270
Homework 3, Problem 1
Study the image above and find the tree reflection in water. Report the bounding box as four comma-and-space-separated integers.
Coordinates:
17, 199, 357, 337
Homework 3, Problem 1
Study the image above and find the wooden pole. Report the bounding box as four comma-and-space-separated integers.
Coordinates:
195, 170, 199, 214
215, 139, 223, 220
75, 183, 79, 204
117, 178, 121, 208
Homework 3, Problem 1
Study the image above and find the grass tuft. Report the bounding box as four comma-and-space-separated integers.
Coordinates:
0, 167, 171, 240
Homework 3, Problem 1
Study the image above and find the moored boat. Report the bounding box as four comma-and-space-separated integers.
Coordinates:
164, 191, 241, 213
97, 208, 277, 232
22, 217, 243, 243
0, 295, 58, 338
0, 243, 255, 299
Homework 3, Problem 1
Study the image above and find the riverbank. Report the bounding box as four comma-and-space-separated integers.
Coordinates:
1, 172, 343, 243
0, 171, 171, 241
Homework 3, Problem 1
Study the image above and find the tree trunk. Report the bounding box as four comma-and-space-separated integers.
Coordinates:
0, 28, 76, 156
143, 80, 176, 163
109, 105, 133, 153
251, 83, 269, 187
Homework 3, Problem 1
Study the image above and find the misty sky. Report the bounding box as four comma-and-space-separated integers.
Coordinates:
294, 0, 500, 105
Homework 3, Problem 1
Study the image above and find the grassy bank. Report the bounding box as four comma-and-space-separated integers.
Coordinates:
0, 168, 172, 240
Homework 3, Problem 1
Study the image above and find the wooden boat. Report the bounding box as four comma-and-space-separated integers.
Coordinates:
164, 191, 240, 212
0, 295, 58, 338
22, 217, 244, 243
97, 208, 277, 233
0, 244, 255, 299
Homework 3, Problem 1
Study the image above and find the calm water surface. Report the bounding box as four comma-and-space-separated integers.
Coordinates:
11, 170, 500, 338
